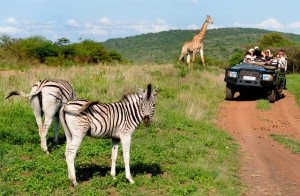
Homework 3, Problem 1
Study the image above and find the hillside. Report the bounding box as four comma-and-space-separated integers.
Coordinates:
103, 28, 300, 64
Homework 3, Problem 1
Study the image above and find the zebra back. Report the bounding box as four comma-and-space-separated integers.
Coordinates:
61, 84, 159, 138
6, 79, 76, 101
34, 79, 76, 102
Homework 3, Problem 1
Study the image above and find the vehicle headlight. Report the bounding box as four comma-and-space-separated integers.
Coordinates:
227, 71, 237, 78
262, 74, 273, 81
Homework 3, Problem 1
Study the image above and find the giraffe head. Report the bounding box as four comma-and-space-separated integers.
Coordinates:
206, 15, 213, 24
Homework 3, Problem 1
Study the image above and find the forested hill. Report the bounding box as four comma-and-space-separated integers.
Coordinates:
103, 28, 300, 64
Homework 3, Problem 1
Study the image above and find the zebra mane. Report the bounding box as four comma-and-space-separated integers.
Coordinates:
120, 93, 139, 103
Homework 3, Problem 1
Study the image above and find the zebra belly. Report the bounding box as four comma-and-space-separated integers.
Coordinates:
89, 126, 119, 139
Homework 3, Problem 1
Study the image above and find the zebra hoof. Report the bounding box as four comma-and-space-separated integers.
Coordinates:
128, 178, 135, 184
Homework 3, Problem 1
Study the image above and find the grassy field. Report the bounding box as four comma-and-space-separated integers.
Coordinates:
0, 64, 243, 195
286, 74, 300, 106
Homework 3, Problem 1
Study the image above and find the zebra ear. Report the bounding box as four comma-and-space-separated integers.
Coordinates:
152, 87, 159, 96
136, 85, 144, 94
146, 84, 152, 99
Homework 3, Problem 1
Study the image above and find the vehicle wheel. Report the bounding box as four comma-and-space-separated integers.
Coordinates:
268, 89, 276, 103
225, 84, 235, 100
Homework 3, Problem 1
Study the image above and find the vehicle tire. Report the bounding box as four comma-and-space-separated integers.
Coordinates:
268, 89, 276, 103
225, 84, 235, 100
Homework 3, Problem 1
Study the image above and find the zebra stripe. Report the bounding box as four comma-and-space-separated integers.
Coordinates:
6, 79, 76, 154
59, 84, 159, 187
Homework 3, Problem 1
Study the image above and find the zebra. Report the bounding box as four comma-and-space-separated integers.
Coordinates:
6, 79, 76, 154
59, 84, 159, 187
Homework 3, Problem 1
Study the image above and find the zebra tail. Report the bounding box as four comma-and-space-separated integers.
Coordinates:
5, 91, 31, 99
6, 82, 46, 99
63, 101, 99, 115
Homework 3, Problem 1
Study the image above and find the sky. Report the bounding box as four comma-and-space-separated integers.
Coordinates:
1, 0, 300, 43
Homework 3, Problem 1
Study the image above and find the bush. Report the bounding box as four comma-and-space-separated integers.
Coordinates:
19, 36, 59, 63
0, 35, 124, 66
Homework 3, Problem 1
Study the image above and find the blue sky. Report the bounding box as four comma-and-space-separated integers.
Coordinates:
1, 0, 300, 42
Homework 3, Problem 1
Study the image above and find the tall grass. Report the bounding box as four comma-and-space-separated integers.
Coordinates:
0, 64, 241, 195
286, 74, 300, 106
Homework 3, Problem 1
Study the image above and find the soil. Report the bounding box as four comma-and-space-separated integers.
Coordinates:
217, 91, 300, 195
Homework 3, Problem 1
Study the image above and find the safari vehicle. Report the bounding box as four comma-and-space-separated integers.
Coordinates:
224, 62, 286, 103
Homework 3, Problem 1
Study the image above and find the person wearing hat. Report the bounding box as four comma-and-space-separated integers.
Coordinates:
254, 46, 262, 58
244, 48, 256, 63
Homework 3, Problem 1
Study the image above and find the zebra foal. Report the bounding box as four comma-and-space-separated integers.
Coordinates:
6, 79, 76, 154
59, 84, 159, 186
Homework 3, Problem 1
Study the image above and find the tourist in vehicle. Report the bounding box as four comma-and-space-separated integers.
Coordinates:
254, 46, 262, 58
277, 50, 287, 89
244, 48, 256, 64
262, 49, 274, 64
278, 51, 287, 72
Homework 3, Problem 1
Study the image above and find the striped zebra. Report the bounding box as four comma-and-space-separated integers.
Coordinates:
59, 84, 159, 186
6, 79, 76, 154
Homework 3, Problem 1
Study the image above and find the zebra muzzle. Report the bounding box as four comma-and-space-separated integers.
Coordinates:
143, 115, 150, 126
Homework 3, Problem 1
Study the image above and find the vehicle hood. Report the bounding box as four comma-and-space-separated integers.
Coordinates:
231, 63, 267, 71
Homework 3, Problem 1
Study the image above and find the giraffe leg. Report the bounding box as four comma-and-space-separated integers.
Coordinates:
179, 44, 189, 64
199, 47, 205, 67
191, 51, 196, 69
186, 53, 191, 68
178, 53, 185, 63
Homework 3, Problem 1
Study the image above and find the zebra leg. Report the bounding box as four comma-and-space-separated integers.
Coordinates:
111, 138, 120, 179
121, 135, 134, 184
41, 115, 54, 154
41, 96, 60, 153
65, 135, 84, 187
53, 116, 59, 143
30, 96, 47, 154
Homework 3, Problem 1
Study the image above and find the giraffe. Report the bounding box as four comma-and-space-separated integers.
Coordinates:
178, 15, 213, 68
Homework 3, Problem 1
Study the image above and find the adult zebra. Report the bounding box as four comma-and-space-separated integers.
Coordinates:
59, 84, 159, 186
6, 79, 76, 154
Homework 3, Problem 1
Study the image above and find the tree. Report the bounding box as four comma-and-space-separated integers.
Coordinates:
259, 33, 293, 48
229, 48, 244, 66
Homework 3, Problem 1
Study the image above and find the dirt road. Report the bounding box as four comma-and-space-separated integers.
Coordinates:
217, 91, 300, 195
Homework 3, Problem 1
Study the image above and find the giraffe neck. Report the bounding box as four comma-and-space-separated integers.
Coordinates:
192, 21, 208, 42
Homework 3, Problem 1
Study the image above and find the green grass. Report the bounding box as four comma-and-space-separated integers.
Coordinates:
270, 134, 300, 154
286, 74, 300, 106
256, 99, 271, 110
0, 64, 241, 195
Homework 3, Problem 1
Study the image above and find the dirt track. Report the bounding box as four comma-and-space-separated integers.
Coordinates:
217, 91, 300, 195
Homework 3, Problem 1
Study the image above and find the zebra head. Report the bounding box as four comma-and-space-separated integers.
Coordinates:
138, 84, 159, 126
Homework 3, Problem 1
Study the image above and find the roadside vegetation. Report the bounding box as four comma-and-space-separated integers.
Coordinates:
256, 99, 271, 110
270, 134, 300, 154
286, 74, 300, 106
0, 64, 242, 195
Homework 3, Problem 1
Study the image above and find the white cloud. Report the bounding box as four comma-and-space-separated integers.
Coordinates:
232, 18, 284, 31
288, 21, 300, 29
0, 26, 22, 34
230, 18, 300, 35
187, 23, 198, 30
131, 19, 174, 33
255, 18, 284, 29
66, 19, 78, 27
5, 17, 18, 25
99, 17, 111, 25
83, 23, 107, 35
